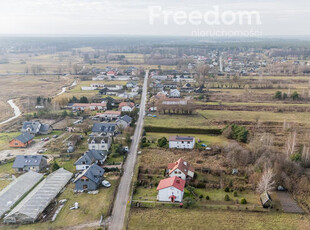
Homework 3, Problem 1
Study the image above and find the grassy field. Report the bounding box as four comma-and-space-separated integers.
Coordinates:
146, 132, 227, 146
0, 132, 21, 151
128, 208, 310, 230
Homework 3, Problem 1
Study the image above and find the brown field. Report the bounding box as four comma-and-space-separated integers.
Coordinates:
128, 208, 310, 230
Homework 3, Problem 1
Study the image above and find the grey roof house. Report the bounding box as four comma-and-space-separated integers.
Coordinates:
74, 164, 105, 192
21, 121, 52, 135
117, 115, 132, 129
91, 123, 118, 136
74, 150, 108, 171
12, 155, 48, 173
88, 136, 112, 151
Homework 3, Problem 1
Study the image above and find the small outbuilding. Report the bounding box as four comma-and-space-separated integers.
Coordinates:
260, 191, 273, 208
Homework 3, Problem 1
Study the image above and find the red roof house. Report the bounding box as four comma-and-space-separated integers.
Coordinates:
167, 158, 195, 180
157, 176, 185, 202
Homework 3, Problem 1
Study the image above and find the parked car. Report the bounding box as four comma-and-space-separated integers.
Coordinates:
102, 180, 111, 188
44, 137, 50, 141
53, 135, 59, 138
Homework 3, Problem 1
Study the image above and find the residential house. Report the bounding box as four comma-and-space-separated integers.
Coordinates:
104, 85, 123, 90
161, 98, 188, 105
21, 121, 52, 135
126, 81, 137, 88
180, 83, 194, 93
81, 86, 98, 91
97, 111, 121, 120
9, 133, 34, 148
91, 123, 118, 136
89, 103, 107, 111
167, 158, 195, 180
157, 176, 186, 202
12, 155, 48, 172
117, 115, 132, 129
151, 75, 168, 81
100, 88, 125, 97
163, 82, 177, 89
74, 164, 105, 191
88, 136, 112, 151
169, 136, 195, 149
107, 71, 117, 77
72, 103, 107, 111
101, 97, 117, 107
119, 102, 135, 112
74, 150, 108, 171
169, 89, 181, 98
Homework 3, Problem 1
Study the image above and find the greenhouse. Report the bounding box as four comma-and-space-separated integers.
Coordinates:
4, 168, 73, 224
0, 171, 43, 218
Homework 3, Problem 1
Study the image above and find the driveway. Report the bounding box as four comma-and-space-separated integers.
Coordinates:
109, 71, 148, 230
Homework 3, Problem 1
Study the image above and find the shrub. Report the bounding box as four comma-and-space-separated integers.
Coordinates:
224, 187, 230, 192
224, 194, 230, 201
291, 91, 299, 100
222, 124, 248, 143
199, 194, 204, 199
290, 153, 302, 162
240, 198, 247, 204
206, 195, 210, 200
157, 137, 168, 148
183, 197, 196, 208
52, 162, 60, 172
275, 91, 282, 100
233, 191, 238, 197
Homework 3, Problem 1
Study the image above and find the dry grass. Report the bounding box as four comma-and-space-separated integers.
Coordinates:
128, 208, 310, 230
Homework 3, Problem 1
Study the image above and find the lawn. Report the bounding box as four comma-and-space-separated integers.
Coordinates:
0, 161, 15, 175
128, 208, 310, 230
0, 132, 21, 151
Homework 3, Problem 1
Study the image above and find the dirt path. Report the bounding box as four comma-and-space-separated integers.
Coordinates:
56, 79, 77, 96
276, 191, 304, 213
0, 100, 21, 126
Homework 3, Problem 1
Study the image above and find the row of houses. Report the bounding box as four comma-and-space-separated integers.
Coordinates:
71, 101, 135, 112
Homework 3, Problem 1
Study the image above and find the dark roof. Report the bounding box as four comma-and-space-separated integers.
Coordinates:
121, 115, 132, 124
21, 121, 41, 133
39, 124, 50, 132
88, 136, 110, 144
91, 123, 117, 133
74, 164, 105, 184
14, 133, 34, 143
169, 136, 195, 142
74, 150, 107, 165
13, 155, 45, 168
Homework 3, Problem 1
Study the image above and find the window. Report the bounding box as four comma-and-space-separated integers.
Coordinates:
187, 141, 190, 144
182, 141, 184, 144
86, 179, 89, 181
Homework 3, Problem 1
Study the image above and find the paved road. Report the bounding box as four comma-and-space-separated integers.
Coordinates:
0, 100, 21, 126
109, 71, 148, 230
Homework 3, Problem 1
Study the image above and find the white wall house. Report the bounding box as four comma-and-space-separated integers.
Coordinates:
88, 136, 111, 151
89, 103, 107, 111
157, 177, 185, 202
119, 102, 135, 112
169, 89, 180, 98
169, 136, 195, 149
105, 85, 123, 90
167, 158, 195, 180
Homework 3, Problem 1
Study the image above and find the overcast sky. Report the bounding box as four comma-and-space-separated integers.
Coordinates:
0, 0, 309, 37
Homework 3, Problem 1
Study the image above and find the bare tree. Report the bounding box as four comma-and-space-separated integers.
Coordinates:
284, 131, 297, 158
257, 168, 275, 194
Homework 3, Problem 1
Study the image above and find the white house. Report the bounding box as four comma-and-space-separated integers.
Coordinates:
88, 136, 112, 151
157, 176, 186, 202
105, 84, 123, 90
81, 86, 98, 91
89, 103, 107, 111
169, 89, 181, 98
167, 158, 195, 180
98, 111, 121, 120
169, 136, 195, 149
119, 102, 135, 112
126, 81, 137, 88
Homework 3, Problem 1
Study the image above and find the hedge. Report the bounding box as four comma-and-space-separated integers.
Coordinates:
144, 126, 222, 135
